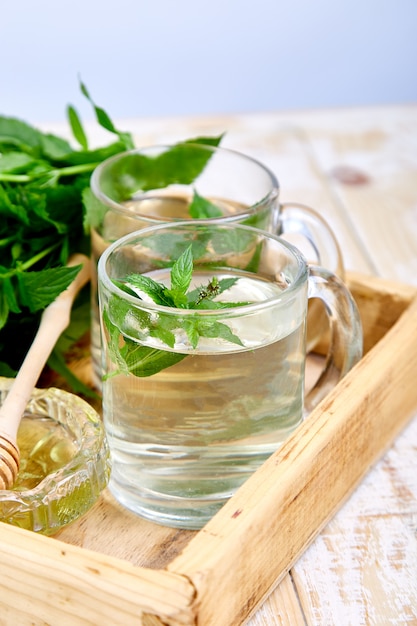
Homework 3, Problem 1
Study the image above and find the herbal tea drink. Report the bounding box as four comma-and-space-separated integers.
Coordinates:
98, 222, 362, 529
103, 271, 305, 528
89, 142, 344, 386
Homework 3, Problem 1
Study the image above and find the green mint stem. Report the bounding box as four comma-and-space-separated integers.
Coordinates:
0, 163, 98, 185
0, 174, 32, 182
19, 242, 62, 272
53, 163, 99, 177
2, 242, 62, 279
0, 236, 16, 248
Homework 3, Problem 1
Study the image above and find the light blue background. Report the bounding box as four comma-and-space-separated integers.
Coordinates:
1, 0, 416, 125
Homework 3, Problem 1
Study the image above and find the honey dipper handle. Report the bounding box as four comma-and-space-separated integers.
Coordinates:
0, 254, 91, 487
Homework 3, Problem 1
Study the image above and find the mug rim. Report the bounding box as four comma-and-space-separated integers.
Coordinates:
98, 221, 308, 317
90, 142, 280, 223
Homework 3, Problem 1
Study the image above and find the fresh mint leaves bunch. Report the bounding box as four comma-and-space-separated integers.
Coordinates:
0, 82, 136, 394
104, 245, 250, 379
0, 81, 223, 394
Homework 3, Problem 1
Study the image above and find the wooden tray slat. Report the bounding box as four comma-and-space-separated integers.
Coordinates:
0, 522, 195, 625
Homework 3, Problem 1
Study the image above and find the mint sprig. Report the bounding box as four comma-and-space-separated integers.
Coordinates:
104, 247, 251, 378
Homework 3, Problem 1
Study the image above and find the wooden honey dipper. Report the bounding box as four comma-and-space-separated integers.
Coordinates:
0, 254, 91, 490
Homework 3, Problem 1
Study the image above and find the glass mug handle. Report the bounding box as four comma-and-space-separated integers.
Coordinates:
278, 202, 345, 279
303, 265, 363, 415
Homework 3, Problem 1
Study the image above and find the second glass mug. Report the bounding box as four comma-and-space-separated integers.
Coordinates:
89, 141, 344, 387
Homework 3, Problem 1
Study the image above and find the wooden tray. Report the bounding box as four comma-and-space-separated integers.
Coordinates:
1, 272, 417, 626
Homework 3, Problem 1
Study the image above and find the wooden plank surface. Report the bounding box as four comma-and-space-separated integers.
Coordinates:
41, 105, 417, 625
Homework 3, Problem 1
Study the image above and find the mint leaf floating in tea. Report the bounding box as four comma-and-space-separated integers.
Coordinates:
104, 247, 251, 378
189, 189, 223, 218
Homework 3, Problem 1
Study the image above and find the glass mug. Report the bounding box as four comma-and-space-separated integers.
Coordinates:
90, 142, 344, 387
97, 221, 362, 529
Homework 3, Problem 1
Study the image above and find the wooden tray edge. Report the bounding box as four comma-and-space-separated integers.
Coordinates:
168, 283, 417, 625
1, 273, 417, 625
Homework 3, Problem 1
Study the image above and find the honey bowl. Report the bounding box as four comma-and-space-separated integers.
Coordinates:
0, 378, 110, 535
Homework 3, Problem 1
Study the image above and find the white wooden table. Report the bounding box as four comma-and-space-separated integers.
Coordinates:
48, 105, 417, 625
